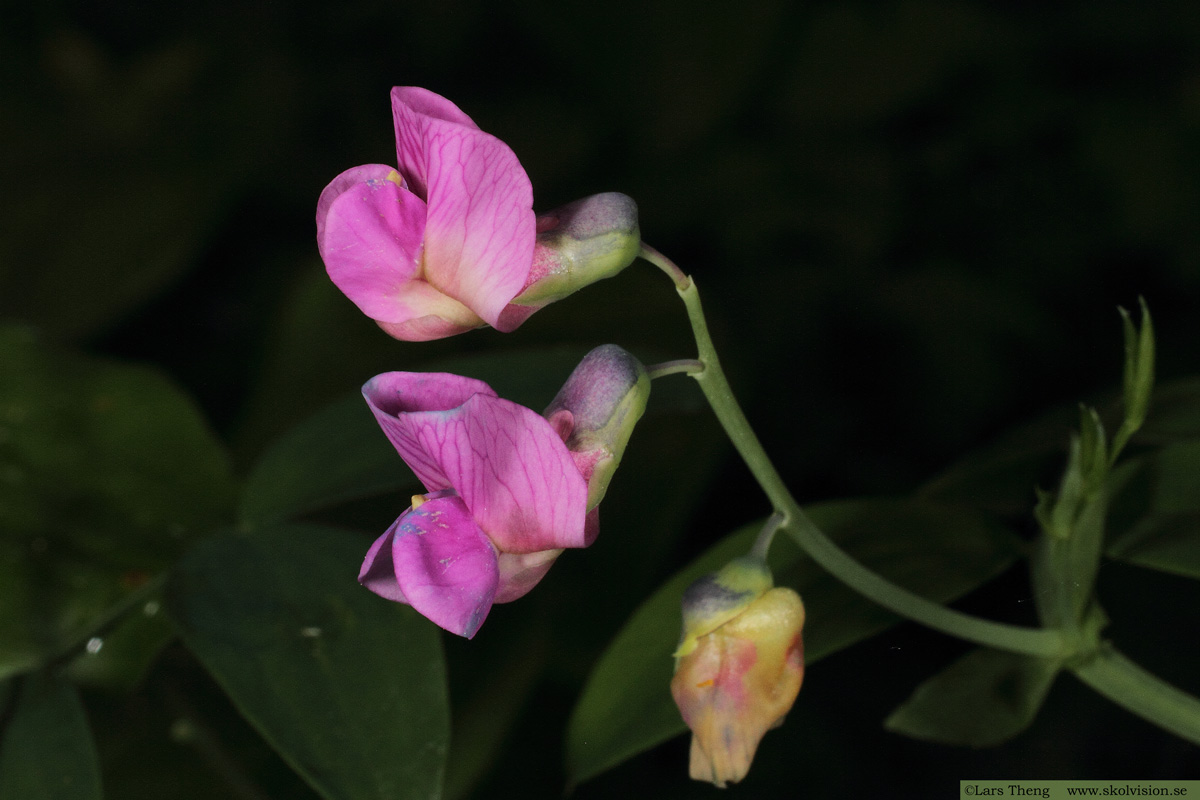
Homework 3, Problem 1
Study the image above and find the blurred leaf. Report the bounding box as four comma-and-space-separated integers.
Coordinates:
1107, 441, 1200, 579
1107, 514, 1200, 580
0, 674, 102, 799
89, 647, 323, 800
921, 375, 1200, 519
63, 602, 175, 691
884, 648, 1061, 746
0, 170, 230, 340
167, 523, 449, 800
566, 497, 1023, 787
919, 403, 1075, 516
1134, 378, 1200, 444
1144, 440, 1200, 514
443, 629, 546, 800
239, 392, 412, 526
0, 324, 234, 682
0, 539, 41, 679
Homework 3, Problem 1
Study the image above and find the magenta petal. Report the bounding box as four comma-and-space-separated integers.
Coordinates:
390, 494, 499, 639
358, 529, 407, 603
364, 375, 588, 552
363, 372, 499, 491
436, 394, 588, 552
391, 88, 535, 328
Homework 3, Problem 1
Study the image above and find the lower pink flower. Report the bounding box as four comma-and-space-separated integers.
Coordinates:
357, 372, 590, 638
357, 347, 649, 638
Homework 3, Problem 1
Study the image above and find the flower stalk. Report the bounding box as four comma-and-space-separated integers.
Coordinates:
640, 244, 1069, 659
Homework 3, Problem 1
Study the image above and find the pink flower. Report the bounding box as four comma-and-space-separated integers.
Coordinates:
357, 347, 649, 638
316, 88, 640, 341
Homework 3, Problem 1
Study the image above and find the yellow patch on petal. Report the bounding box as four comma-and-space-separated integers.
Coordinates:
411, 494, 428, 509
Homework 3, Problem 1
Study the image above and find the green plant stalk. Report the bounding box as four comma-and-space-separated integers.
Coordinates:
640, 244, 1067, 659
1072, 644, 1200, 746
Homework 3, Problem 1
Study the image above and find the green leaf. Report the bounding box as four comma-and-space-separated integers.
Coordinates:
62, 602, 174, 691
919, 403, 1076, 516
1107, 514, 1200, 580
239, 393, 414, 526
884, 648, 1061, 746
442, 629, 547, 800
1107, 441, 1200, 579
1134, 377, 1200, 443
0, 674, 102, 799
167, 523, 449, 800
566, 497, 1023, 787
0, 324, 234, 683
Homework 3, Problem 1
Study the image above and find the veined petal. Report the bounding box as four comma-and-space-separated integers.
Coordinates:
363, 372, 498, 491
363, 375, 588, 553
389, 493, 500, 639
449, 394, 588, 552
391, 87, 535, 328
317, 164, 431, 322
390, 87, 479, 200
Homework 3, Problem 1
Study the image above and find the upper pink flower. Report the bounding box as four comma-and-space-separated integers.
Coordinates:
317, 87, 536, 341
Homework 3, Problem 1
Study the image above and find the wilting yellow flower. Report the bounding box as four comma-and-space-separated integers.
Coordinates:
670, 557, 805, 787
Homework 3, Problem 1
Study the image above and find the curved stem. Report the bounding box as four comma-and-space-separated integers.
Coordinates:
646, 359, 705, 380
641, 245, 1069, 659
750, 512, 786, 562
1072, 643, 1200, 745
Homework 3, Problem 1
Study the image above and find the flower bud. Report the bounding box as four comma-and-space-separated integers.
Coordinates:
671, 558, 805, 788
499, 193, 640, 328
674, 556, 774, 658
543, 344, 650, 510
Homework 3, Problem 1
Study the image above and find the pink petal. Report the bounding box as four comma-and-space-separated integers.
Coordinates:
318, 165, 431, 320
363, 374, 589, 553
495, 549, 562, 603
375, 312, 483, 342
391, 87, 535, 328
440, 394, 589, 552
358, 528, 407, 603
363, 372, 498, 491
388, 493, 499, 639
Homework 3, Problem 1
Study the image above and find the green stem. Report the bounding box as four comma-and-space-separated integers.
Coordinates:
646, 359, 704, 380
1072, 643, 1200, 745
641, 244, 1069, 659
750, 512, 786, 562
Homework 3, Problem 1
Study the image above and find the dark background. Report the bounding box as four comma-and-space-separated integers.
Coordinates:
3, 0, 1199, 797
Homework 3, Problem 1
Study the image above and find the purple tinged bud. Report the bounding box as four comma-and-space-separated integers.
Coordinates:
508, 193, 640, 310
544, 344, 650, 510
